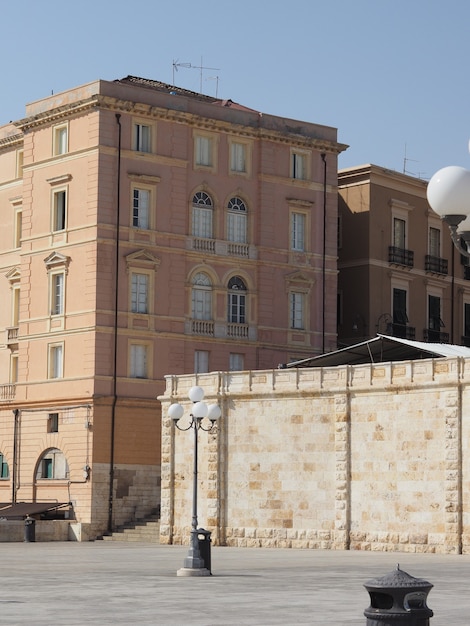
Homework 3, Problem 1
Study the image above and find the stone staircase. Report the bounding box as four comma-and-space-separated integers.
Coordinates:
100, 512, 160, 543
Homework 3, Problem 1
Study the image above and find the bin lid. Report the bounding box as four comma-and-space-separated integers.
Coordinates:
365, 565, 433, 590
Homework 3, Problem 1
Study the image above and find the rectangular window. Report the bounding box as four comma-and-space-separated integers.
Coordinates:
14, 208, 22, 248
133, 123, 151, 153
227, 211, 247, 243
195, 136, 212, 166
291, 212, 306, 251
192, 289, 212, 320
130, 344, 148, 378
194, 350, 209, 374
10, 354, 18, 384
428, 295, 442, 330
16, 150, 24, 178
53, 125, 68, 155
465, 303, 470, 337
289, 292, 305, 329
429, 227, 440, 257
133, 189, 150, 229
393, 288, 408, 325
192, 207, 213, 238
42, 458, 53, 479
230, 142, 246, 173
229, 353, 244, 371
51, 273, 64, 315
49, 344, 64, 379
393, 218, 406, 249
12, 286, 20, 327
131, 273, 149, 314
48, 413, 59, 433
228, 293, 246, 324
0, 453, 9, 479
291, 152, 306, 180
53, 189, 67, 231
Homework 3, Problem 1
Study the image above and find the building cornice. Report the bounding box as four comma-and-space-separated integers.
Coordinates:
13, 93, 347, 154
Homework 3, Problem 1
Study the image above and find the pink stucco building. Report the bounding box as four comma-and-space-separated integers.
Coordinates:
0, 76, 345, 538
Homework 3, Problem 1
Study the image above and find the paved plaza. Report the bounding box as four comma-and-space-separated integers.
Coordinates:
0, 541, 469, 625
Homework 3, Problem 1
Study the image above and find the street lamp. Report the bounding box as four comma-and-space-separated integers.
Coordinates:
169, 385, 221, 577
427, 165, 470, 258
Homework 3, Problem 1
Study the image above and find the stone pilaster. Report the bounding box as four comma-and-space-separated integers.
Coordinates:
444, 390, 462, 554
334, 391, 351, 549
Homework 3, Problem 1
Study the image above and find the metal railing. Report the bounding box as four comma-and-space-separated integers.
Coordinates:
388, 246, 414, 267
425, 255, 448, 275
390, 323, 416, 340
423, 329, 449, 343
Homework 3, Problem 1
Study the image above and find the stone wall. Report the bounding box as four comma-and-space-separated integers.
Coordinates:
159, 358, 470, 554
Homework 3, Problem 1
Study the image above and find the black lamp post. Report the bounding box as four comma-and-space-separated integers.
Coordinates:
169, 385, 221, 577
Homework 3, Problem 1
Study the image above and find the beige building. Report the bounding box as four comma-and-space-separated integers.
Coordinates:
160, 355, 470, 555
0, 76, 345, 538
337, 164, 470, 347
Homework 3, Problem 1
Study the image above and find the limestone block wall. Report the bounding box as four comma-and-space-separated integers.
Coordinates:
159, 358, 470, 554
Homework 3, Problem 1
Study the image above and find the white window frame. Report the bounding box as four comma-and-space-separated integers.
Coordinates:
50, 271, 65, 316
191, 273, 212, 320
16, 149, 24, 178
52, 188, 67, 232
14, 207, 22, 248
227, 197, 247, 243
230, 141, 246, 173
53, 123, 68, 156
194, 350, 209, 374
229, 353, 245, 371
192, 192, 214, 239
291, 212, 306, 251
291, 150, 309, 180
131, 272, 149, 314
132, 187, 151, 230
129, 343, 149, 379
133, 122, 152, 153
48, 343, 64, 379
194, 131, 217, 172
10, 353, 18, 384
289, 291, 305, 329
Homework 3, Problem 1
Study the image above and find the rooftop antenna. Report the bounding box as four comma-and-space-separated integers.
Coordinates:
206, 76, 220, 98
403, 143, 419, 176
172, 57, 220, 93
172, 59, 191, 85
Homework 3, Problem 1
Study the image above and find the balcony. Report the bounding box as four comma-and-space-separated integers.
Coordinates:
6, 326, 19, 346
190, 320, 214, 336
0, 384, 16, 401
423, 329, 449, 343
388, 246, 414, 268
227, 323, 249, 339
425, 255, 448, 275
389, 323, 415, 340
227, 242, 250, 258
191, 238, 216, 254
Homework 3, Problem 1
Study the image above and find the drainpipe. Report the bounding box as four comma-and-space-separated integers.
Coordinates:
108, 113, 122, 532
12, 409, 20, 503
321, 153, 327, 354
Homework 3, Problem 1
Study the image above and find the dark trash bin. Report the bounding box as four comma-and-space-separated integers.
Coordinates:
197, 528, 212, 574
24, 515, 36, 543
364, 565, 433, 625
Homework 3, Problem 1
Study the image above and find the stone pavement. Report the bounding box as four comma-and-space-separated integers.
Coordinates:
0, 542, 469, 625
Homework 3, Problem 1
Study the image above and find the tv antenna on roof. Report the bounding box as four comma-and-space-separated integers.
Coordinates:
403, 143, 419, 176
172, 57, 220, 94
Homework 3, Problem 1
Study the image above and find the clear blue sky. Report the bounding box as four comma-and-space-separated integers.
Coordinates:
2, 0, 469, 179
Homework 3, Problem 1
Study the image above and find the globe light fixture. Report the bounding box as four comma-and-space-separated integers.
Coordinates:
427, 165, 470, 257
169, 386, 221, 576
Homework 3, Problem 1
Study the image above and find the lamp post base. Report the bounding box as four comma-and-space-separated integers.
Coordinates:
177, 567, 211, 577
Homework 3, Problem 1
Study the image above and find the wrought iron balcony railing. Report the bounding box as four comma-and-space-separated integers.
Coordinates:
425, 255, 448, 275
423, 329, 449, 343
390, 323, 416, 340
388, 246, 414, 267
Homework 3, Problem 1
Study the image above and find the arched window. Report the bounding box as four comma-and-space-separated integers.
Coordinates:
227, 197, 247, 243
227, 276, 247, 324
192, 272, 213, 320
36, 448, 69, 480
192, 192, 213, 239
